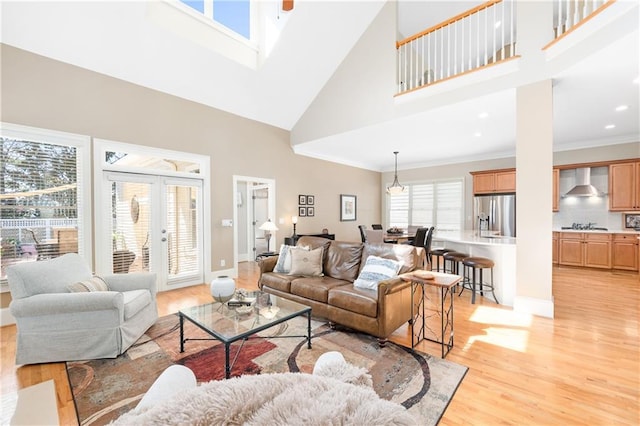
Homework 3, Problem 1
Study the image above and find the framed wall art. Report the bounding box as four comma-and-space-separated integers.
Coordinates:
340, 194, 356, 221
307, 207, 315, 217
299, 195, 307, 205
299, 206, 307, 217
307, 195, 315, 205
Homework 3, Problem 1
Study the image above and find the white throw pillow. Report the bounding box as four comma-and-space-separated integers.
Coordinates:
274, 244, 310, 273
353, 256, 402, 291
288, 246, 324, 276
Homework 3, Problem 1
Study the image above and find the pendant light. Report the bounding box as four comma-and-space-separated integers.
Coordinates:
386, 151, 406, 195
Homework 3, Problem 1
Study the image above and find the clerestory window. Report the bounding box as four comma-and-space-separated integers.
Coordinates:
180, 0, 251, 40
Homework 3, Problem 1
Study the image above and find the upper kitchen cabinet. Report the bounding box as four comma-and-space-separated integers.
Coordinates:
609, 160, 640, 211
471, 168, 516, 195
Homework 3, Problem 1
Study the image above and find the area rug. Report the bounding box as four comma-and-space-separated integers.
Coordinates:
67, 313, 468, 425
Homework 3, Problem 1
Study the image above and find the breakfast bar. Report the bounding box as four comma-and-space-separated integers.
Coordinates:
432, 231, 516, 306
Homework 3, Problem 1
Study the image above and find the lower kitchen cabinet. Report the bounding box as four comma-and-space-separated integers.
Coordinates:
612, 233, 639, 271
552, 232, 558, 264
558, 232, 611, 269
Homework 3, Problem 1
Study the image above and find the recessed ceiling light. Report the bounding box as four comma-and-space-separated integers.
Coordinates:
478, 112, 489, 119
494, 21, 502, 29
615, 105, 628, 112
634, 76, 639, 84
605, 124, 616, 129
474, 132, 482, 137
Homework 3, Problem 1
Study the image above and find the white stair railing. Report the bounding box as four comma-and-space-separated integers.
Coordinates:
554, 0, 610, 38
397, 0, 516, 94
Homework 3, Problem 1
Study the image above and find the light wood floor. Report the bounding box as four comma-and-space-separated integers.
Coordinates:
1, 264, 638, 425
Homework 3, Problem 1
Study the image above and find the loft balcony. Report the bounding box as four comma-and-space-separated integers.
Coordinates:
396, 0, 612, 96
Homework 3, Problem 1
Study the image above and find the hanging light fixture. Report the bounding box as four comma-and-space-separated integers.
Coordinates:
386, 151, 406, 195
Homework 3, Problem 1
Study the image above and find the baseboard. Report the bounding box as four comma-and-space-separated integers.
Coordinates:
513, 296, 554, 318
1, 307, 16, 326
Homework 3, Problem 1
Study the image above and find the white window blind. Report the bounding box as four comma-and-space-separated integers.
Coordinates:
388, 179, 463, 231
1, 124, 89, 285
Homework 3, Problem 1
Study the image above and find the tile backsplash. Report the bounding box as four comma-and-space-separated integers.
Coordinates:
552, 166, 625, 230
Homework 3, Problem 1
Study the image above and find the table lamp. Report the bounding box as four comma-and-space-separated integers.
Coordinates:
259, 219, 279, 254
291, 216, 298, 238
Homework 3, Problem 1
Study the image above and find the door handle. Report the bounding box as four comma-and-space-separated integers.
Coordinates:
161, 237, 167, 242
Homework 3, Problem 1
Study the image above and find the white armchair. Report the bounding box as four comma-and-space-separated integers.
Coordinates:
7, 253, 158, 365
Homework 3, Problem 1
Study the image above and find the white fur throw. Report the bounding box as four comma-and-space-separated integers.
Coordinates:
111, 364, 415, 425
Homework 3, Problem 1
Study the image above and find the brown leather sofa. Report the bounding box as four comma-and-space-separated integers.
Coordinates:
258, 236, 425, 345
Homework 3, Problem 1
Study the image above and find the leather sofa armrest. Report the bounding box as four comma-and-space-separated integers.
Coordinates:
258, 256, 278, 274
377, 277, 411, 297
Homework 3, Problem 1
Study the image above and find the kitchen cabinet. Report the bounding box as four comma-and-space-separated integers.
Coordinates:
552, 232, 558, 264
471, 169, 516, 194
558, 232, 611, 269
612, 233, 639, 271
553, 168, 559, 212
609, 161, 640, 211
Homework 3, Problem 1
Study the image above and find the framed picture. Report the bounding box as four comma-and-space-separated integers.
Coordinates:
299, 206, 307, 217
623, 213, 640, 229
307, 195, 315, 205
340, 194, 357, 221
298, 195, 307, 205
307, 207, 315, 217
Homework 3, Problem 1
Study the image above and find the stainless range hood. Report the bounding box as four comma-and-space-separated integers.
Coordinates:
564, 168, 605, 197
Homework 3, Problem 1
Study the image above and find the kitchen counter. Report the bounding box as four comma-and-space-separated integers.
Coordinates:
433, 230, 516, 245
553, 228, 640, 234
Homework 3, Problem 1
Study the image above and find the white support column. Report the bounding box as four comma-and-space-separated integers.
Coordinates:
514, 79, 554, 318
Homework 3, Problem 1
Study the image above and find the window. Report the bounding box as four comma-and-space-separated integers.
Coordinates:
180, 0, 251, 39
388, 179, 463, 231
0, 123, 91, 287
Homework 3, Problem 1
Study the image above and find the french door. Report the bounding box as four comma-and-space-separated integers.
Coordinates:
99, 172, 204, 291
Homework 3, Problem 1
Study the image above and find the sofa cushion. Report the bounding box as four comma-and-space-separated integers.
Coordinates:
324, 241, 363, 282
354, 256, 402, 291
261, 273, 294, 293
290, 277, 351, 303
359, 243, 417, 275
328, 285, 378, 318
296, 236, 332, 265
289, 247, 324, 276
123, 289, 152, 320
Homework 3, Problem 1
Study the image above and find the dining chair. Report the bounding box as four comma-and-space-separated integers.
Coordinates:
371, 224, 383, 230
358, 225, 367, 243
364, 229, 384, 243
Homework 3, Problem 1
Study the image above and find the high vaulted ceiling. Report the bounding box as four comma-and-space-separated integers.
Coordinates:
1, 1, 638, 172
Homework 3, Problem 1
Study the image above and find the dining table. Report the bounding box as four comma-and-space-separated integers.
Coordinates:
383, 231, 415, 243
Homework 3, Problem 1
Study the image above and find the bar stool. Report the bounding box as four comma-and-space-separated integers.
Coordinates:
429, 248, 452, 272
460, 257, 499, 304
443, 251, 468, 275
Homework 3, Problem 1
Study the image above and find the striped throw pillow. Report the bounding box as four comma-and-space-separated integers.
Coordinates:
353, 256, 402, 291
67, 276, 109, 292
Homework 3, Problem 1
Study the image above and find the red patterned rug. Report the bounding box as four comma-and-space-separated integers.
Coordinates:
67, 313, 467, 425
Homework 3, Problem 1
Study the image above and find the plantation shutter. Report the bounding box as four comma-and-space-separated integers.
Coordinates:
1, 126, 88, 286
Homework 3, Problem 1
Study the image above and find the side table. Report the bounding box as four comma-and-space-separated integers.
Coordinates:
400, 270, 462, 358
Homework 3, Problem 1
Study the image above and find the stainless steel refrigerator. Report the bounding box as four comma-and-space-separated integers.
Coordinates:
473, 194, 516, 237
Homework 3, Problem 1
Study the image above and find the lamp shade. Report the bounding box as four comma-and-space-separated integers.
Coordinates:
259, 219, 279, 232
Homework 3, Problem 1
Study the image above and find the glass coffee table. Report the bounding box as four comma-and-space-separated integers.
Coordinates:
179, 292, 312, 379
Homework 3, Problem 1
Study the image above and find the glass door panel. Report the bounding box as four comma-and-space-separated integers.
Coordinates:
110, 180, 152, 274
164, 179, 203, 286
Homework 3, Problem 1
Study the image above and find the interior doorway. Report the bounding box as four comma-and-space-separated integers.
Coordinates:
233, 176, 276, 273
